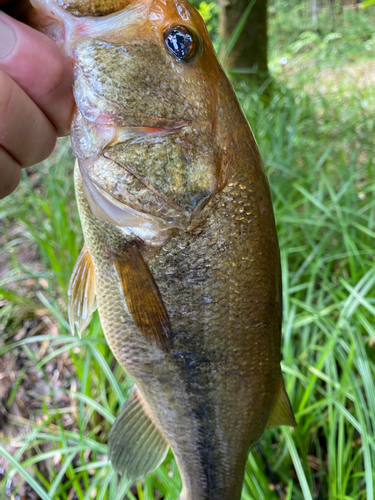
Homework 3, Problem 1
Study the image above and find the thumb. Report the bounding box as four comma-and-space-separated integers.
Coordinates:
0, 11, 74, 136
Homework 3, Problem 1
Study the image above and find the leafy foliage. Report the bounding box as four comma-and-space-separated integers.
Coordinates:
269, 0, 375, 68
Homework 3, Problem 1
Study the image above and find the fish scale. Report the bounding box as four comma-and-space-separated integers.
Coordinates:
20, 0, 297, 497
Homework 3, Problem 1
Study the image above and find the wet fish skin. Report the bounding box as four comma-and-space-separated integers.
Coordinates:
23, 0, 295, 497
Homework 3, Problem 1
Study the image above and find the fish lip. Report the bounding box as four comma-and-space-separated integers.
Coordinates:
111, 121, 192, 138
114, 118, 212, 134
132, 124, 187, 134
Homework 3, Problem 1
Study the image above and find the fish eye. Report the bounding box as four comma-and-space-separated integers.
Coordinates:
164, 26, 197, 61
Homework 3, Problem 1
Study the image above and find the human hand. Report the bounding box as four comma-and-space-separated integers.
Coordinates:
0, 8, 74, 199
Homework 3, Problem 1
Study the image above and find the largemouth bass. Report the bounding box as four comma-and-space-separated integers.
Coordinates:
24, 0, 296, 497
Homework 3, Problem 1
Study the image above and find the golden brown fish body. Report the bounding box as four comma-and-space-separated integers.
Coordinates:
28, 0, 295, 497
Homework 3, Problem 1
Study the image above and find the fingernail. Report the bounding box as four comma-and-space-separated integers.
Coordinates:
0, 18, 16, 59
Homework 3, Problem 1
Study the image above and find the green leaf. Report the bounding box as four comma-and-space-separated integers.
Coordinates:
283, 428, 313, 500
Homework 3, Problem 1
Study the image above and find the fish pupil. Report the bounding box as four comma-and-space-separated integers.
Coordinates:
165, 27, 195, 60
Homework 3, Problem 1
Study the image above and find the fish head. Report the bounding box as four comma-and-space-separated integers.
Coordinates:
73, 0, 219, 128
65, 0, 243, 233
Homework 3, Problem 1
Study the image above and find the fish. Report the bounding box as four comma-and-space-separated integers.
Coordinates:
25, 0, 296, 497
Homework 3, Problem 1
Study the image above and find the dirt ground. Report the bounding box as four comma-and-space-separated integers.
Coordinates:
0, 307, 77, 498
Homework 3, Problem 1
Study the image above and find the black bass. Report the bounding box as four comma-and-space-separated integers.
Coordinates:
24, 0, 296, 497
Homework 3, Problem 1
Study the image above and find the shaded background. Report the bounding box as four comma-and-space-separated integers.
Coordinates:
1, 1, 375, 499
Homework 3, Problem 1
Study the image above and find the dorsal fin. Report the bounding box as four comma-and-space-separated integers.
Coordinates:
67, 245, 97, 337
266, 374, 296, 429
111, 242, 171, 352
108, 389, 169, 479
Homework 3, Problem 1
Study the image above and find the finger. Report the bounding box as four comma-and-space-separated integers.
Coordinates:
0, 70, 56, 167
0, 12, 74, 136
0, 146, 21, 199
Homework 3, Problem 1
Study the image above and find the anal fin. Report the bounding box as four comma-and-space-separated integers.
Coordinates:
112, 241, 171, 351
108, 389, 169, 480
67, 245, 97, 337
266, 374, 297, 429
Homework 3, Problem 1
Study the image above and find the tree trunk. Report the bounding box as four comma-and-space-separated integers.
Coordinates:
328, 0, 335, 30
311, 0, 318, 26
219, 0, 268, 77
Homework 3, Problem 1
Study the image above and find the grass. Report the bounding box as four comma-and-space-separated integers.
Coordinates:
1, 3, 375, 499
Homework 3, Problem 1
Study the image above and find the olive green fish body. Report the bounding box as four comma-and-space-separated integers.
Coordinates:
25, 0, 295, 497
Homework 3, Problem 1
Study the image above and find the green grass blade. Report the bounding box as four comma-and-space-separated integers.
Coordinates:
224, 0, 257, 57
0, 444, 53, 500
283, 428, 313, 500
88, 343, 126, 405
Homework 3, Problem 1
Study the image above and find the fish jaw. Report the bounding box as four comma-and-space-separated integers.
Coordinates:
60, 0, 224, 229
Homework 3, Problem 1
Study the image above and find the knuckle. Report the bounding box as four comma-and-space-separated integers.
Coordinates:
0, 171, 21, 199
0, 148, 21, 199
41, 51, 68, 97
0, 70, 57, 167
36, 132, 57, 164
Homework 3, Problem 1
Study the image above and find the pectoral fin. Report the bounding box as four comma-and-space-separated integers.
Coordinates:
266, 374, 296, 429
67, 245, 97, 337
108, 389, 169, 479
112, 242, 171, 351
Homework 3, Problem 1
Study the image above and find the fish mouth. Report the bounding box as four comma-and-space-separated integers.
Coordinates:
136, 126, 177, 134
131, 125, 184, 134
110, 123, 188, 142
